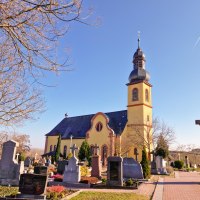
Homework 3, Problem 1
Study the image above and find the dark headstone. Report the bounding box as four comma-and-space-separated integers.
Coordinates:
107, 156, 123, 186
110, 162, 119, 180
24, 157, 32, 167
34, 166, 47, 175
57, 160, 68, 174
19, 174, 47, 195
123, 157, 143, 180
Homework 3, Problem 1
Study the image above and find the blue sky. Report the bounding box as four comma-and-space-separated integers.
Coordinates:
16, 1, 200, 149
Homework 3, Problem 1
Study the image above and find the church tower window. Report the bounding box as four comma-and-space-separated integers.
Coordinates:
145, 89, 149, 102
132, 88, 138, 101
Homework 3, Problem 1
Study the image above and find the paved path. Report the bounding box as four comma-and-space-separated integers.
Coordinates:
153, 171, 200, 200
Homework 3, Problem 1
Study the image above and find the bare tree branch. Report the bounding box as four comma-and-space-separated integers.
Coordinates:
0, 0, 91, 126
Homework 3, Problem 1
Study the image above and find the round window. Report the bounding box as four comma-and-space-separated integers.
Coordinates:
96, 122, 103, 132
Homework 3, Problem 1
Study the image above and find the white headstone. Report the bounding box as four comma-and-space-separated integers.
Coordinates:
63, 144, 80, 183
0, 140, 24, 185
155, 156, 167, 174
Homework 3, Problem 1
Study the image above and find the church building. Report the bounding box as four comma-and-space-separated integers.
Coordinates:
44, 38, 153, 165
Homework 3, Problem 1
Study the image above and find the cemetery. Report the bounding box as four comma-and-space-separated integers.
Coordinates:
0, 138, 192, 200
0, 140, 199, 200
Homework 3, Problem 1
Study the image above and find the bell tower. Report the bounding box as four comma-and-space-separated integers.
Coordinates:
126, 36, 152, 159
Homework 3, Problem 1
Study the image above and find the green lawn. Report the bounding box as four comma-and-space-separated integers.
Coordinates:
70, 191, 148, 200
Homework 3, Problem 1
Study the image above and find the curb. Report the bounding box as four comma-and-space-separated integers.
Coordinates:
62, 190, 81, 200
152, 177, 164, 200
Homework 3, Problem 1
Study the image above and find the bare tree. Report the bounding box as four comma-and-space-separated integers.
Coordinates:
121, 118, 176, 156
176, 144, 198, 152
0, 131, 31, 158
0, 0, 90, 126
0, 132, 9, 157
11, 133, 31, 153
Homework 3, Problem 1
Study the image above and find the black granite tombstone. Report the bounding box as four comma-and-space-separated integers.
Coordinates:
17, 173, 47, 199
19, 174, 47, 195
107, 156, 123, 186
34, 166, 48, 175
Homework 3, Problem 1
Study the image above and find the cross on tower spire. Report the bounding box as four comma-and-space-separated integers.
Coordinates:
137, 31, 141, 49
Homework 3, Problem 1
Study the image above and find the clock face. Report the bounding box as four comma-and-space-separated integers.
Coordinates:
96, 122, 103, 132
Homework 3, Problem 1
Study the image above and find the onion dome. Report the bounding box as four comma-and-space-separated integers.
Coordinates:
129, 37, 150, 83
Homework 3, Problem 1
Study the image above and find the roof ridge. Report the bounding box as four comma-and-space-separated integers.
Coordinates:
64, 109, 127, 119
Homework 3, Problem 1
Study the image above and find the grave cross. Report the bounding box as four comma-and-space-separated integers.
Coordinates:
70, 144, 79, 157
93, 144, 99, 156
134, 148, 139, 161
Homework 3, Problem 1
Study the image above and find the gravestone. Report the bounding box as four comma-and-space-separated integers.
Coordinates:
34, 166, 48, 175
63, 144, 80, 183
107, 156, 123, 186
17, 173, 47, 199
91, 144, 101, 179
155, 156, 167, 174
151, 151, 158, 174
24, 157, 32, 167
57, 160, 68, 174
123, 157, 143, 180
0, 140, 24, 186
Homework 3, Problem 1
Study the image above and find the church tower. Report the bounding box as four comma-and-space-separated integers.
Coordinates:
126, 37, 153, 160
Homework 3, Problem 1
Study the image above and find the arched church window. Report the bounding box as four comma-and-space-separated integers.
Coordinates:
63, 145, 67, 158
90, 145, 94, 156
96, 122, 103, 132
102, 145, 108, 166
145, 89, 149, 102
132, 88, 138, 101
50, 145, 52, 152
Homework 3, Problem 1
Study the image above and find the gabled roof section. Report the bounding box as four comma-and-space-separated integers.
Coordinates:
45, 110, 127, 139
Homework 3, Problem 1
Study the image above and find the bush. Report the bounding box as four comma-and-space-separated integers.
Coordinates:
140, 147, 150, 179
101, 178, 107, 184
80, 166, 88, 177
46, 185, 74, 200
78, 141, 91, 166
125, 179, 133, 186
174, 160, 184, 169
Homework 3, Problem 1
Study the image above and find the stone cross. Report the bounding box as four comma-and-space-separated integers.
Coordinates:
70, 144, 79, 157
93, 144, 99, 156
134, 148, 139, 161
